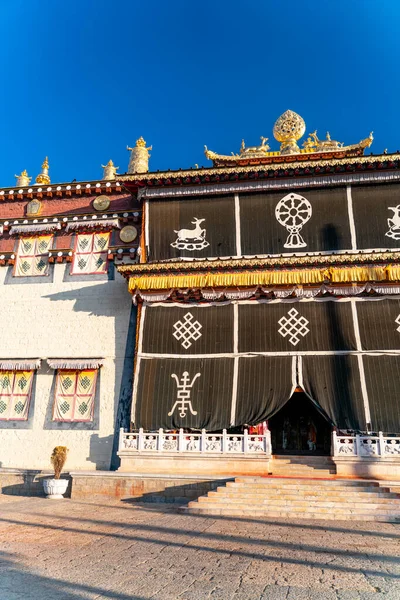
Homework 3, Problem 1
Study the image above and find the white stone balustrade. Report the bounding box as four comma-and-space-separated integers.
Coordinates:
332, 431, 400, 457
119, 428, 271, 455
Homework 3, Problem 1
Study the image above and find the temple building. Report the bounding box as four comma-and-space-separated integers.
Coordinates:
117, 110, 400, 481
1, 112, 400, 490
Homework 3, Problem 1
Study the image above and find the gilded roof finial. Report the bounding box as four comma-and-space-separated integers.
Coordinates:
15, 169, 31, 187
127, 137, 152, 174
273, 110, 306, 155
35, 157, 50, 185
101, 159, 119, 181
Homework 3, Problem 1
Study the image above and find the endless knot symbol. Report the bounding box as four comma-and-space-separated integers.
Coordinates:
14, 401, 24, 415
0, 376, 10, 389
94, 256, 105, 269
173, 312, 203, 349
395, 314, 400, 333
79, 239, 90, 250
36, 258, 47, 272
278, 308, 310, 346
77, 257, 88, 270
38, 240, 48, 252
0, 400, 7, 413
60, 401, 70, 414
97, 238, 108, 250
18, 377, 27, 390
78, 402, 88, 415
62, 377, 73, 391
80, 376, 91, 389
20, 261, 30, 273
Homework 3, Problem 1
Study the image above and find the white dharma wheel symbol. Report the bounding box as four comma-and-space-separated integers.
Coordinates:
275, 193, 312, 248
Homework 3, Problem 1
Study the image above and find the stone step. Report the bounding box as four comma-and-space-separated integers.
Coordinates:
210, 490, 399, 501
188, 501, 400, 518
226, 483, 383, 492
197, 497, 400, 509
184, 506, 400, 522
234, 477, 371, 485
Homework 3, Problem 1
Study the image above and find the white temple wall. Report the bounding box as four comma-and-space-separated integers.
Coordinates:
0, 263, 132, 470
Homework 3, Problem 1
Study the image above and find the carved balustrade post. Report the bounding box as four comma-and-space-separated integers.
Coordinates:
138, 427, 144, 452
158, 428, 163, 452
331, 430, 338, 456
222, 429, 227, 453
179, 428, 184, 452
378, 431, 385, 457
201, 429, 206, 453
244, 428, 249, 454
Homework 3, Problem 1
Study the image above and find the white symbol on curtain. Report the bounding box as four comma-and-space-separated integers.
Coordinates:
278, 308, 310, 346
275, 193, 312, 248
170, 217, 210, 251
395, 314, 400, 333
385, 205, 400, 240
173, 312, 203, 349
168, 371, 200, 418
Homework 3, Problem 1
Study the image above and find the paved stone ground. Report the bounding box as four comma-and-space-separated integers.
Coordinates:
0, 496, 399, 600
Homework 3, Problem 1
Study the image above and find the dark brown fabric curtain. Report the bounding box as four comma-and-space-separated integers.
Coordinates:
300, 355, 366, 431
234, 356, 294, 426
135, 357, 234, 430
363, 355, 400, 433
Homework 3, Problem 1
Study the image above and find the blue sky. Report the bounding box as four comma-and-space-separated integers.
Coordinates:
1, 0, 399, 185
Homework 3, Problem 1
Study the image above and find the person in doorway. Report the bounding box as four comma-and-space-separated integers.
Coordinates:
307, 419, 317, 452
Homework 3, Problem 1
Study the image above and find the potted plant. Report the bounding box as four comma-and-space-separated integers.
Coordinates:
43, 446, 69, 499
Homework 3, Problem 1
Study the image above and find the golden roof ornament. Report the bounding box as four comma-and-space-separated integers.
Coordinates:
273, 110, 306, 155
127, 137, 152, 174
101, 159, 119, 181
15, 169, 31, 187
204, 109, 373, 167
35, 157, 50, 185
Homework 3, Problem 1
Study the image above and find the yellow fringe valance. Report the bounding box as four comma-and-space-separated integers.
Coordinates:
128, 265, 393, 292
387, 265, 400, 281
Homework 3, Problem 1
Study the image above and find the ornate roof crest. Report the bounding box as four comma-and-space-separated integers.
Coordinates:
205, 110, 373, 167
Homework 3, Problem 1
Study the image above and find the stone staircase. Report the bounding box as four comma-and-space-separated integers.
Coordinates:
268, 455, 336, 478
186, 477, 400, 522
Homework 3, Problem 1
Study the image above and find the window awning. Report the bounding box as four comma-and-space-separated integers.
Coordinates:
9, 223, 61, 236
0, 359, 41, 371
65, 219, 120, 232
47, 358, 104, 370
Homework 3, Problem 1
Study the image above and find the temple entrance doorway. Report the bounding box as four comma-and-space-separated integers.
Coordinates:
269, 391, 332, 455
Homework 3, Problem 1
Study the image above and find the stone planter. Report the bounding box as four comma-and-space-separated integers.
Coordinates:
43, 478, 69, 499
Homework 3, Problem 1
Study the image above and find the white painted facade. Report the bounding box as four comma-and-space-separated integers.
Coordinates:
0, 263, 132, 470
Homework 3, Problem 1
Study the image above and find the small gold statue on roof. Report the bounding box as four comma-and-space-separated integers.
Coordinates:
35, 157, 50, 185
101, 159, 119, 181
127, 137, 152, 174
15, 170, 31, 187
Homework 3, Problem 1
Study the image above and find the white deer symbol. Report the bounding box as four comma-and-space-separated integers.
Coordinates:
174, 218, 206, 242
389, 206, 400, 229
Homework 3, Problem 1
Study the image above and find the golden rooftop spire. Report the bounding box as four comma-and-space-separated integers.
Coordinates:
127, 137, 152, 174
35, 157, 50, 185
15, 170, 31, 187
101, 159, 119, 180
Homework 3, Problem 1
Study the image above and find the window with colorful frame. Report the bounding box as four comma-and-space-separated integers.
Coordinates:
53, 369, 98, 422
0, 371, 34, 420
15, 235, 53, 277
71, 232, 110, 275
